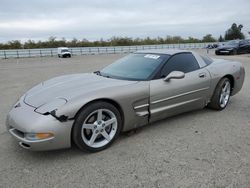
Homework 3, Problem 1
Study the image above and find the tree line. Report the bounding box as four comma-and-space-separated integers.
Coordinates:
0, 23, 246, 50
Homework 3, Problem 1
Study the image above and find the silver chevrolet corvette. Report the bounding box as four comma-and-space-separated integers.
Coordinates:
6, 50, 245, 152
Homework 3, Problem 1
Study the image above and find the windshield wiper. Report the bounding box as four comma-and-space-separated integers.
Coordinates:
94, 71, 111, 78
94, 70, 102, 76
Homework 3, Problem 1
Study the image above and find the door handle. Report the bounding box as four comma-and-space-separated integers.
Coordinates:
199, 73, 206, 78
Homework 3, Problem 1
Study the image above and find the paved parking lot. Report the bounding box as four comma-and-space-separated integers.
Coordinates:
0, 49, 250, 187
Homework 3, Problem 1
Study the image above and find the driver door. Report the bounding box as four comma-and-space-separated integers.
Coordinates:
149, 53, 210, 122
238, 40, 250, 53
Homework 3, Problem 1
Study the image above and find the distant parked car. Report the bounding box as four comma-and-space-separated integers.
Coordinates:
206, 43, 219, 49
215, 40, 250, 55
57, 47, 71, 58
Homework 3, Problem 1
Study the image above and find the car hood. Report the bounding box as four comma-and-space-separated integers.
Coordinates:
24, 73, 136, 108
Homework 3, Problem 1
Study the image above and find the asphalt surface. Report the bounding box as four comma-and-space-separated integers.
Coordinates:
0, 49, 250, 188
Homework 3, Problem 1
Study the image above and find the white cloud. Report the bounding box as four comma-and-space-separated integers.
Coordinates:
0, 0, 249, 42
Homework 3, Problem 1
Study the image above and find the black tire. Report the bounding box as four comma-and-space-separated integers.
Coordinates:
72, 101, 122, 152
231, 49, 237, 55
208, 77, 231, 110
68, 54, 71, 58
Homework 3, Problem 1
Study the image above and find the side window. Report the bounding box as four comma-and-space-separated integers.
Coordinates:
160, 53, 200, 77
240, 40, 247, 45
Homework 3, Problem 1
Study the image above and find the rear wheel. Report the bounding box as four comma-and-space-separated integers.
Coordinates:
72, 101, 122, 152
208, 78, 231, 110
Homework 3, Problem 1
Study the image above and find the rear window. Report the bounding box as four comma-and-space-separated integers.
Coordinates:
201, 55, 213, 65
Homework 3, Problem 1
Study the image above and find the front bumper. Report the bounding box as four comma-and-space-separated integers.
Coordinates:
215, 49, 232, 55
6, 98, 73, 151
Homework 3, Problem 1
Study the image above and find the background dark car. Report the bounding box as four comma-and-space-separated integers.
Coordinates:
215, 40, 250, 55
206, 43, 219, 49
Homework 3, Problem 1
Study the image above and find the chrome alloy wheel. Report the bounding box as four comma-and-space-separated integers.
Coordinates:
219, 80, 231, 108
81, 109, 118, 148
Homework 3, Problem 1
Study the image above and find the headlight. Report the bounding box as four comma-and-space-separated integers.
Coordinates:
25, 133, 54, 141
35, 98, 67, 114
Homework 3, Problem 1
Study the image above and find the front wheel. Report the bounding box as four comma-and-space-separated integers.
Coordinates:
72, 102, 122, 152
208, 78, 231, 110
231, 49, 237, 55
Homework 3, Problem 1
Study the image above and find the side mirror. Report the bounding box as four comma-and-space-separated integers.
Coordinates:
163, 71, 185, 82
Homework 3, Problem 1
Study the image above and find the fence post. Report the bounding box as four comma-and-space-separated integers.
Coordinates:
89, 48, 91, 54
40, 50, 42, 57
4, 50, 7, 59
28, 50, 31, 58
80, 48, 82, 55
98, 48, 100, 54
50, 49, 53, 57
16, 50, 19, 58
114, 47, 115, 54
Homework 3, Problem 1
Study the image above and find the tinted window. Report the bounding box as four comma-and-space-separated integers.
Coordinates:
227, 40, 240, 46
240, 40, 249, 45
201, 55, 213, 65
101, 53, 169, 80
161, 53, 200, 77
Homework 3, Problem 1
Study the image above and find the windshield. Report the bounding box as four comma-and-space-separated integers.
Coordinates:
100, 53, 169, 80
227, 40, 240, 46
61, 49, 69, 52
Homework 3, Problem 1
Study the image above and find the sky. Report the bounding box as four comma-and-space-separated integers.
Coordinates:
0, 0, 249, 43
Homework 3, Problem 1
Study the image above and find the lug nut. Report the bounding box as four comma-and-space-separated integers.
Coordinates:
94, 126, 97, 129
95, 130, 99, 134
102, 124, 105, 127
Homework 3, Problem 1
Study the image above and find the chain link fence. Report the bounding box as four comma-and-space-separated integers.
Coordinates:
0, 42, 214, 59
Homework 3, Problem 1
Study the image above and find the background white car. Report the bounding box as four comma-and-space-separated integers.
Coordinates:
57, 47, 71, 58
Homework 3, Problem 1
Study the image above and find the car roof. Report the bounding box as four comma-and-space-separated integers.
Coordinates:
135, 49, 193, 55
